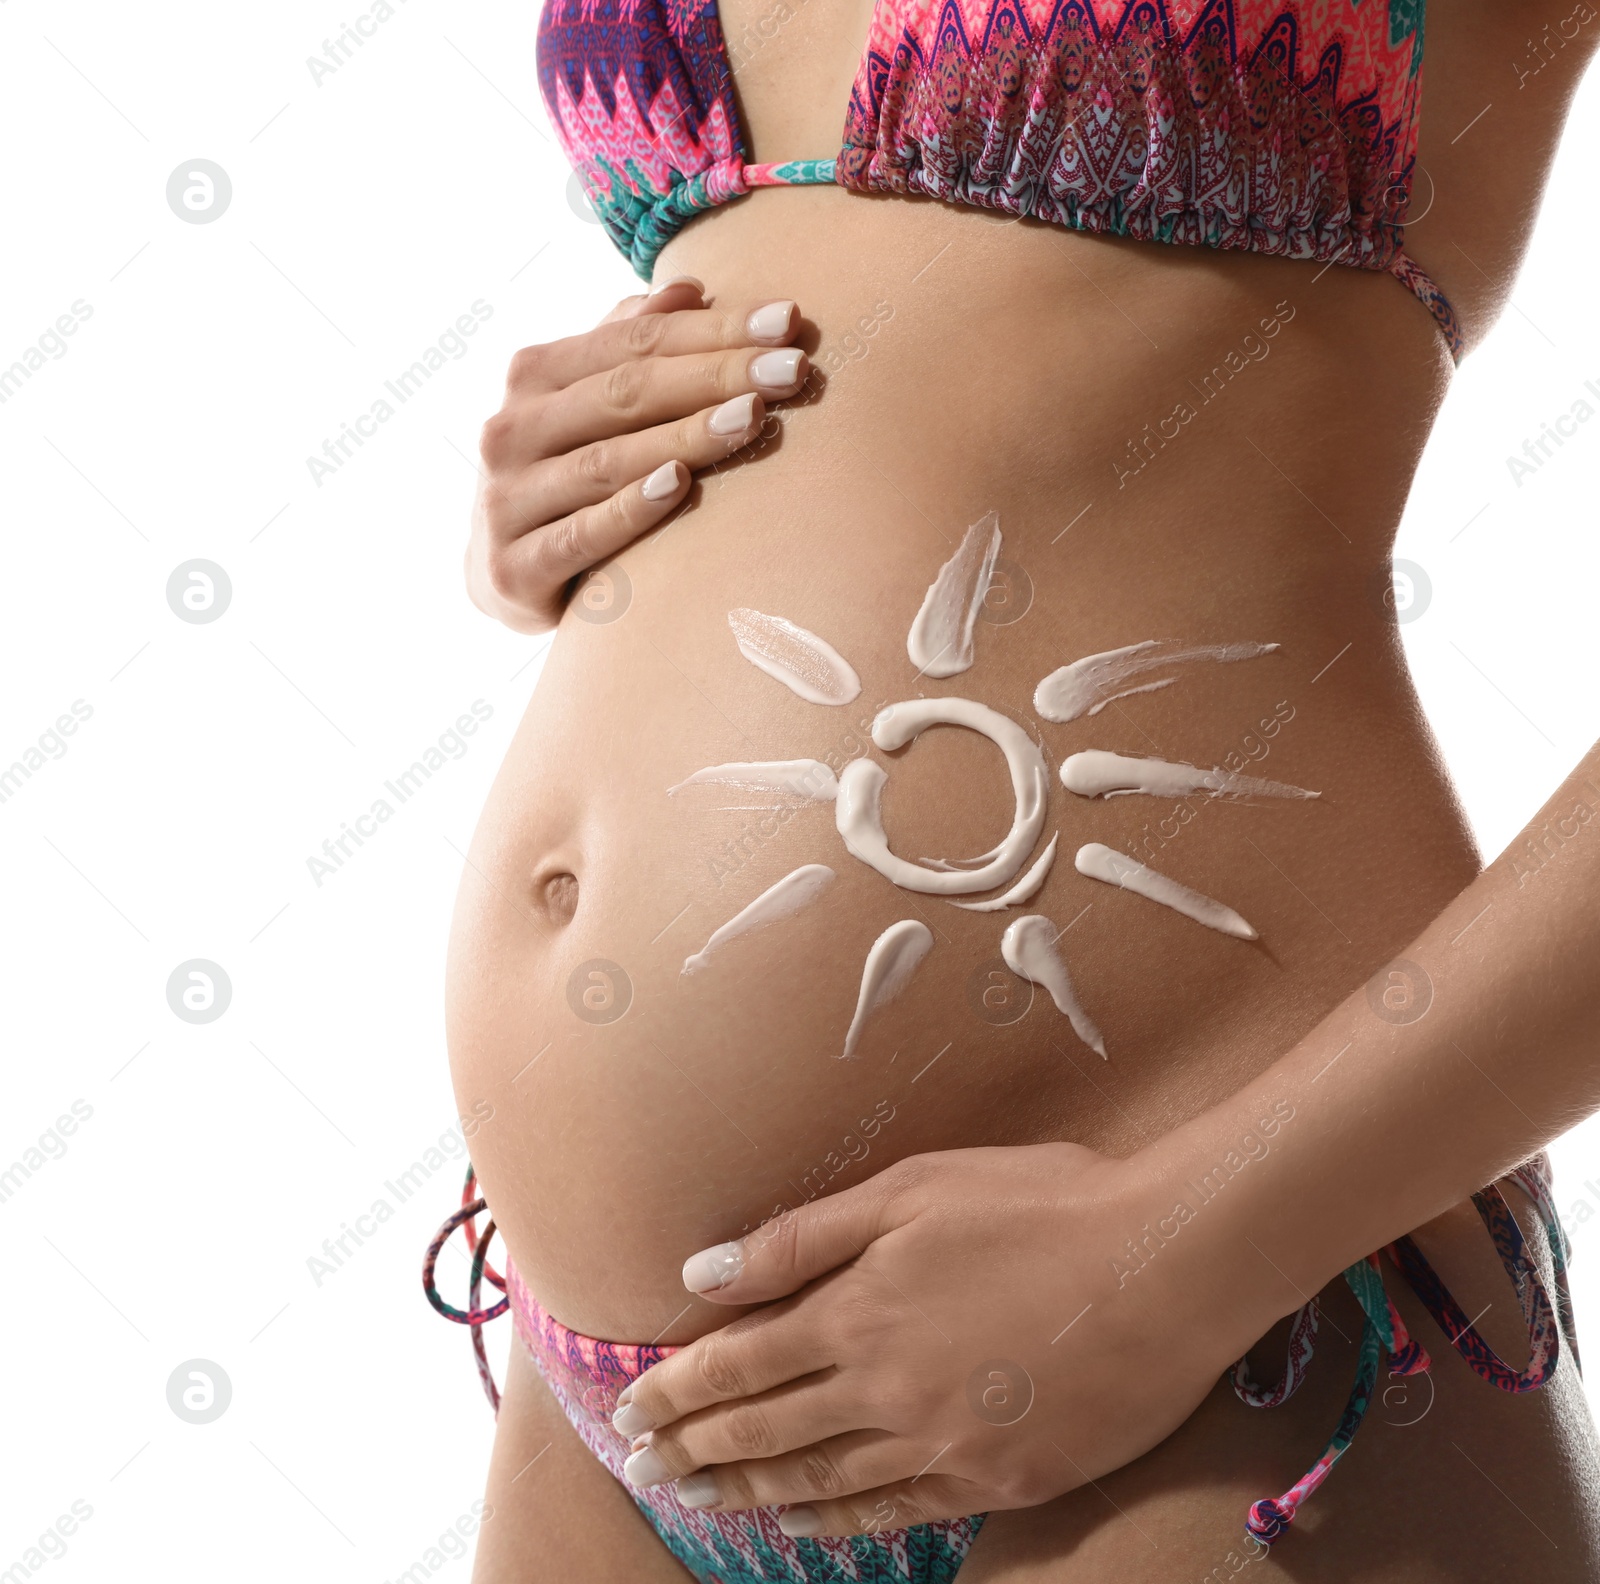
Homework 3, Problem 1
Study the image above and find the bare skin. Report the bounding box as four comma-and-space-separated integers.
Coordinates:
454, 0, 1600, 1576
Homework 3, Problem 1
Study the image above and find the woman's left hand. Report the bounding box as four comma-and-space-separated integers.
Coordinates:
609, 1141, 1286, 1537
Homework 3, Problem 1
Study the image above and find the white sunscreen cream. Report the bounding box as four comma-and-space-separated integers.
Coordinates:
1075, 842, 1258, 940
906, 511, 1002, 678
669, 760, 839, 802
841, 918, 934, 1059
1034, 641, 1279, 723
999, 913, 1107, 1057
682, 864, 836, 975
1060, 750, 1320, 801
836, 699, 1049, 895
728, 608, 862, 705
952, 833, 1059, 912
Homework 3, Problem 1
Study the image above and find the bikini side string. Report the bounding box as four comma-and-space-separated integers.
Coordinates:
423, 1166, 508, 1413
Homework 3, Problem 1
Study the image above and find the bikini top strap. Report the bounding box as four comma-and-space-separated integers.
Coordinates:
1388, 251, 1465, 365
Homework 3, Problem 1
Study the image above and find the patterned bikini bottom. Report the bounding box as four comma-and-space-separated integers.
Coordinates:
424, 1155, 1578, 1577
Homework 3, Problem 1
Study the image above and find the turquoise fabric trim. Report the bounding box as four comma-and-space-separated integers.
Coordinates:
763, 157, 838, 184
636, 1498, 984, 1584
586, 155, 841, 280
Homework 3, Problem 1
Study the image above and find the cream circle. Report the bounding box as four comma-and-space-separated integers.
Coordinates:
835, 698, 1049, 896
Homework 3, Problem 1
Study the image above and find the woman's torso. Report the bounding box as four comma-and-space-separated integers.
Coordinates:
448, 0, 1600, 1570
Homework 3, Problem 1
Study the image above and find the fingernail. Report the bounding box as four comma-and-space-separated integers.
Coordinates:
746, 300, 795, 342
779, 1506, 825, 1537
612, 1399, 656, 1437
654, 274, 704, 294
708, 393, 758, 437
641, 460, 683, 501
675, 1471, 721, 1510
682, 1240, 745, 1293
623, 1444, 672, 1487
748, 348, 804, 390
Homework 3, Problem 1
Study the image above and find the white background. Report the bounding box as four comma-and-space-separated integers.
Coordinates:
1, 4, 1597, 1579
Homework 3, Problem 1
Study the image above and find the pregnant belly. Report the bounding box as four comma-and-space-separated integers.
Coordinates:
446, 196, 1480, 1344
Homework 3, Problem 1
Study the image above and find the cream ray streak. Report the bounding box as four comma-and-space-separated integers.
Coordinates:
1034, 640, 1279, 723
1060, 750, 1320, 801
668, 760, 839, 801
682, 865, 836, 975
1075, 842, 1258, 940
728, 609, 861, 705
906, 510, 1002, 678
953, 833, 1059, 912
841, 919, 934, 1059
1000, 913, 1106, 1057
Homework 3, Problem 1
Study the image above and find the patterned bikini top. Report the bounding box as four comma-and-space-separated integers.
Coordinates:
537, 0, 1460, 357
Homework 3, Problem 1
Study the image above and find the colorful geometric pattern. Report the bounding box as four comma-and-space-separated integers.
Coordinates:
838, 0, 1421, 268
427, 1151, 1573, 1567
534, 0, 1458, 356
504, 1258, 985, 1583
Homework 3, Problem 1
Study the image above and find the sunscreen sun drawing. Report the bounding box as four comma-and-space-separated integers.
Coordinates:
668, 512, 1315, 1061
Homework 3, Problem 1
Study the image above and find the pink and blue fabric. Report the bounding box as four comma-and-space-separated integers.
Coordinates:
536, 0, 1462, 357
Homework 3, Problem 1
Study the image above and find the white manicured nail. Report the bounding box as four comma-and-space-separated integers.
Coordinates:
779, 1506, 826, 1537
749, 348, 803, 389
746, 300, 795, 342
655, 274, 704, 294
708, 393, 757, 436
612, 1399, 655, 1437
641, 460, 682, 501
623, 1445, 672, 1487
676, 1471, 721, 1509
682, 1240, 744, 1293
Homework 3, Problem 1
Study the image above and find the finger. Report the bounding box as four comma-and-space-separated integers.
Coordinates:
506, 299, 799, 394
479, 458, 691, 618
489, 391, 766, 538
680, 1163, 919, 1306
519, 343, 807, 460
621, 1365, 865, 1482
611, 1294, 834, 1439
598, 274, 704, 327
775, 1474, 980, 1540
659, 1430, 913, 1514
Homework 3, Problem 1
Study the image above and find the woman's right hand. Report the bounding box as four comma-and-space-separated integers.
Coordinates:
467, 277, 809, 634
